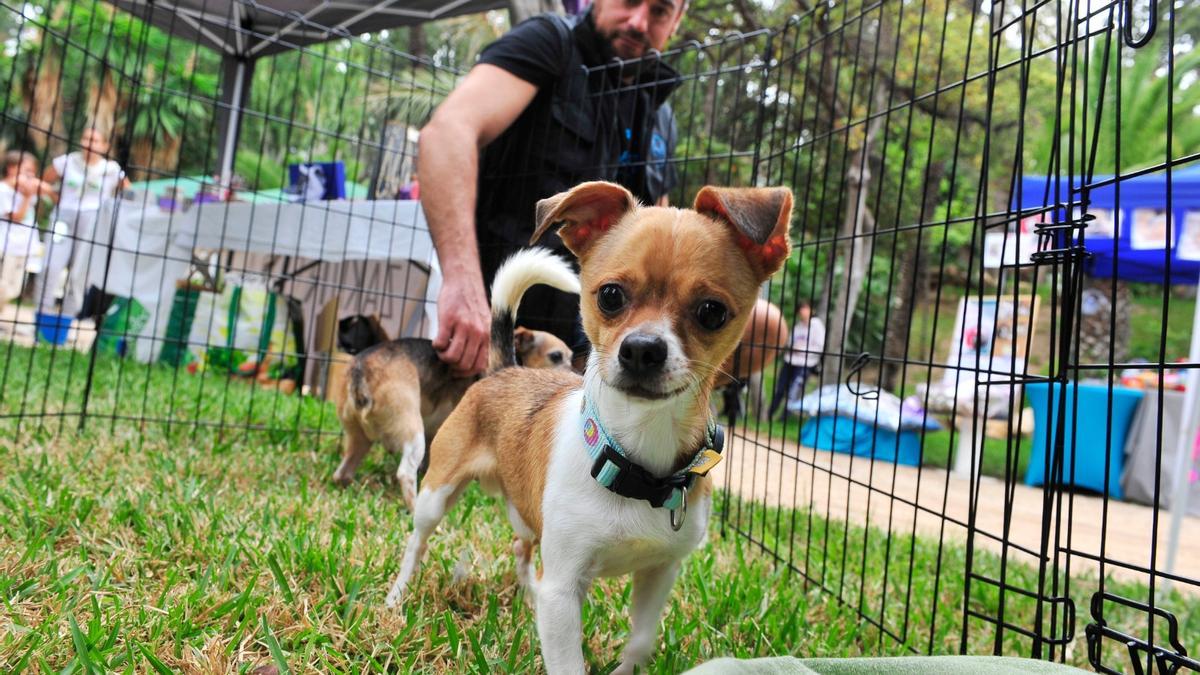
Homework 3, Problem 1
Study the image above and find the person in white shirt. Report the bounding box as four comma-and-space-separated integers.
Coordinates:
769, 299, 826, 419
38, 127, 129, 316
0, 151, 53, 313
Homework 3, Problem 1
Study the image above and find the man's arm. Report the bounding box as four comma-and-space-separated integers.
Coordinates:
419, 64, 539, 376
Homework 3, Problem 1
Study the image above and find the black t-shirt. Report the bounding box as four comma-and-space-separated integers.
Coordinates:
470, 11, 679, 349
477, 16, 568, 90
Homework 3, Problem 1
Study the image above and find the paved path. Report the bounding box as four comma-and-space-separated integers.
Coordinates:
713, 432, 1200, 590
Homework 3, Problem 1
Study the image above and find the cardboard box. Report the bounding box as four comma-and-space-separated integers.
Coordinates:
313, 297, 343, 401
986, 410, 1034, 439
314, 296, 340, 355
325, 351, 353, 408
309, 296, 394, 402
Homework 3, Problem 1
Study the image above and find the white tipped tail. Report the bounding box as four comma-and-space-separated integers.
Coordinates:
489, 248, 580, 372
491, 248, 580, 317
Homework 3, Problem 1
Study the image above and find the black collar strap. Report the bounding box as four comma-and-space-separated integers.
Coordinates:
580, 396, 725, 512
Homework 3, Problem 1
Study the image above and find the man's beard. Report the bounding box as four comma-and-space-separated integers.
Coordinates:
599, 26, 651, 59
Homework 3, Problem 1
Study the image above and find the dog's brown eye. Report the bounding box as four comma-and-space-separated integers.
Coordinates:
695, 300, 728, 331
597, 284, 627, 315
549, 351, 563, 363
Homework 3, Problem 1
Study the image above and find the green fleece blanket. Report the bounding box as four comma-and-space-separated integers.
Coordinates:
683, 655, 1089, 675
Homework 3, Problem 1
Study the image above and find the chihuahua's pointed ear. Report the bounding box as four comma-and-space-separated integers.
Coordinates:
513, 326, 535, 352
532, 181, 637, 257
694, 186, 793, 278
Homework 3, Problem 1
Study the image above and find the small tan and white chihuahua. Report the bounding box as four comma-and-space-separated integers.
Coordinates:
385, 181, 793, 674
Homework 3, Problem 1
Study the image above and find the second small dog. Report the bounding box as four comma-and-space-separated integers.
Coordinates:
332, 282, 577, 509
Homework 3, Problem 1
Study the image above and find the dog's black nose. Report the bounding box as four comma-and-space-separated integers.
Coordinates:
618, 333, 668, 376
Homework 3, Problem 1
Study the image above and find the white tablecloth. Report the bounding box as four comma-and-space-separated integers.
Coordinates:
177, 199, 435, 263
1121, 390, 1200, 515
87, 197, 439, 363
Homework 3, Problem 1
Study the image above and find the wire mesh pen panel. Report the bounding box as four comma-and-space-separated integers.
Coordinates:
718, 0, 1200, 671
0, 0, 470, 440
0, 0, 1197, 671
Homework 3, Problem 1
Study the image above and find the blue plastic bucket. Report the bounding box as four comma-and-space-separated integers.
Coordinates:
35, 312, 73, 345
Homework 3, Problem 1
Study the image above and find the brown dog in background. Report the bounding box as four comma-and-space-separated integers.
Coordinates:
332, 326, 574, 507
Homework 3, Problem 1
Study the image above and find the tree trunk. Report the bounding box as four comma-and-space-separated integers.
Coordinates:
1078, 277, 1131, 366
821, 87, 888, 378
881, 160, 944, 390
408, 25, 426, 59
129, 138, 153, 181
23, 52, 66, 157
509, 0, 561, 24
88, 70, 119, 140
152, 134, 182, 176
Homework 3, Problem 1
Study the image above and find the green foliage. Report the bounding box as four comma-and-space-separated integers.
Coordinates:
19, 1, 220, 160
234, 149, 287, 191
1027, 44, 1200, 176
1127, 287, 1197, 362
127, 59, 219, 155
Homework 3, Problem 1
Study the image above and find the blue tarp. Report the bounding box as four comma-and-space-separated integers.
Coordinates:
1016, 165, 1200, 285
798, 415, 923, 467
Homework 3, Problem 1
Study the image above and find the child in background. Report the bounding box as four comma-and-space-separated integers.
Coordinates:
39, 127, 128, 317
769, 299, 826, 420
0, 151, 51, 316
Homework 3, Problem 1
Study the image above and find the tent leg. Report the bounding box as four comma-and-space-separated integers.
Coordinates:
1164, 272, 1200, 586
217, 56, 253, 188
953, 410, 985, 479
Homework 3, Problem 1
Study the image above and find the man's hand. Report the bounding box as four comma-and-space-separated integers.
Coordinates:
433, 275, 490, 377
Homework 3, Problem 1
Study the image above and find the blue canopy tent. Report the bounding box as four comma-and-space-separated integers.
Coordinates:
1016, 165, 1200, 284
1016, 163, 1200, 580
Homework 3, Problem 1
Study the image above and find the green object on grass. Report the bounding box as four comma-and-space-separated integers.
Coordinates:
158, 287, 201, 367
684, 656, 1089, 674
95, 296, 150, 358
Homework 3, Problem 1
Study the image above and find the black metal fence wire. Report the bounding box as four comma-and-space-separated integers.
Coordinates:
0, 0, 1197, 671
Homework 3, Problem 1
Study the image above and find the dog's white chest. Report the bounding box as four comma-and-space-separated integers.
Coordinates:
541, 391, 710, 579
586, 500, 708, 576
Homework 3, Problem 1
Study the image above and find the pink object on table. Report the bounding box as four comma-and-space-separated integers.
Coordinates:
1192, 428, 1200, 484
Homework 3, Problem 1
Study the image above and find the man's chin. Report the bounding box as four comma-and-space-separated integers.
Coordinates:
611, 38, 647, 60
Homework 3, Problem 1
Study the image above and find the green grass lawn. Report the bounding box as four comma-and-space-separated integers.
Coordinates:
1128, 290, 1195, 363
1, 344, 1196, 671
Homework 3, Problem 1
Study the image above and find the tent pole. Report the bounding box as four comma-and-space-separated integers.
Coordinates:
217, 55, 252, 188
1164, 269, 1200, 586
